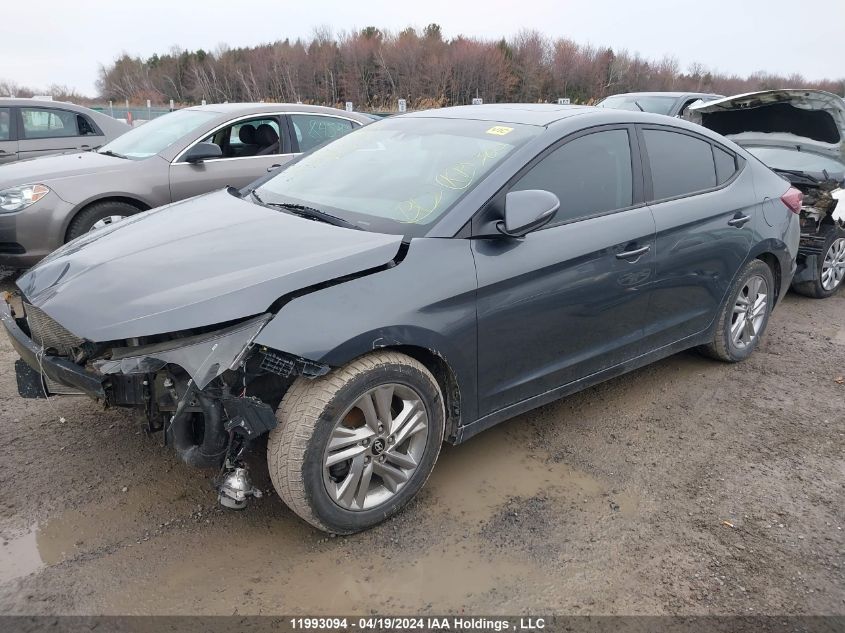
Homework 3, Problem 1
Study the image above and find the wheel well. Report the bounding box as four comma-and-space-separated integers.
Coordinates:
389, 345, 462, 443
65, 197, 150, 242
756, 253, 781, 300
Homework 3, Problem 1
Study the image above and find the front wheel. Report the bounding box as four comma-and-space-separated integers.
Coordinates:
700, 259, 774, 362
267, 351, 445, 534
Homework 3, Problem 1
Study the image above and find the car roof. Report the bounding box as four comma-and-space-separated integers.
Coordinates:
183, 102, 372, 123
0, 98, 101, 111
402, 104, 595, 126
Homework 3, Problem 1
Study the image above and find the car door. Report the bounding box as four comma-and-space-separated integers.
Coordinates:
472, 126, 656, 417
638, 125, 757, 348
16, 106, 104, 159
0, 106, 17, 164
169, 114, 295, 201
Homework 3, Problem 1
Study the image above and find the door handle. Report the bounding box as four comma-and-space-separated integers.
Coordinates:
267, 164, 282, 172
728, 214, 751, 228
616, 245, 651, 260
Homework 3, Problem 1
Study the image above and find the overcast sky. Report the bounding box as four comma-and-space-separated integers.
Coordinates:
3, 0, 842, 96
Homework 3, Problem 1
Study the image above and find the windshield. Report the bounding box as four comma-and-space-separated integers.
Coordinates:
255, 117, 540, 236
748, 147, 845, 181
598, 95, 677, 115
98, 109, 217, 159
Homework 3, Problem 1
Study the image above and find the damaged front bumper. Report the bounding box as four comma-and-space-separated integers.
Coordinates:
1, 300, 105, 399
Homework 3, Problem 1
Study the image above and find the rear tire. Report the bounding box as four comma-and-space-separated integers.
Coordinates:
267, 351, 445, 534
700, 259, 774, 362
792, 227, 845, 299
66, 200, 140, 242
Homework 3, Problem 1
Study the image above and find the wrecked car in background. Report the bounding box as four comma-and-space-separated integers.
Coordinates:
690, 90, 845, 297
597, 91, 723, 117
2, 104, 799, 534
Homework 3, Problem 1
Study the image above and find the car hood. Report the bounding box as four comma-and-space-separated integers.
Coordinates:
16, 189, 403, 341
688, 90, 845, 162
0, 151, 137, 190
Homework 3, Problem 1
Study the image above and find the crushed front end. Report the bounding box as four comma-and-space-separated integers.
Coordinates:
789, 177, 845, 289
1, 292, 327, 509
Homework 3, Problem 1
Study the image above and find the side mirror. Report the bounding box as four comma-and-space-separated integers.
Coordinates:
497, 190, 560, 238
184, 142, 222, 164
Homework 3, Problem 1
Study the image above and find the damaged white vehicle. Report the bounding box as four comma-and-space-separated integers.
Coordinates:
690, 90, 845, 297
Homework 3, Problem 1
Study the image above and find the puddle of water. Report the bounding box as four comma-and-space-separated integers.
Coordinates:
0, 525, 44, 584
428, 423, 638, 520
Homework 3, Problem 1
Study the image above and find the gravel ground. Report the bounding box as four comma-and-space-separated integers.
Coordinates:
0, 267, 842, 616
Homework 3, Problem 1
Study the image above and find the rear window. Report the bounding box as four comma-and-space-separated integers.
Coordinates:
644, 129, 717, 200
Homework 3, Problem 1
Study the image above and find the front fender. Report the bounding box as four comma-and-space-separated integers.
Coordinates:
255, 237, 480, 424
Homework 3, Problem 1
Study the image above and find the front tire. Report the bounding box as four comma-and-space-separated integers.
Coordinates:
66, 200, 140, 242
267, 351, 445, 534
700, 259, 774, 362
792, 227, 845, 299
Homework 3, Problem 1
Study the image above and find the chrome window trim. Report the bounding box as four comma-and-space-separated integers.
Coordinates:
172, 111, 362, 165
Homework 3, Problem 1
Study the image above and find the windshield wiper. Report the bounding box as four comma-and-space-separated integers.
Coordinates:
773, 168, 820, 185
633, 101, 645, 112
98, 149, 127, 159
250, 192, 360, 230
271, 202, 361, 230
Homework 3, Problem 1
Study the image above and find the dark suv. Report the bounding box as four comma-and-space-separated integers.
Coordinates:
2, 104, 800, 534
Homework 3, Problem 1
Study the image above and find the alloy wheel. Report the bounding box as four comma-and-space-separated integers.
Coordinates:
322, 383, 429, 511
730, 274, 769, 350
821, 238, 845, 291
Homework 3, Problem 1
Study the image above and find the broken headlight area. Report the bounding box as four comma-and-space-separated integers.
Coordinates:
794, 179, 844, 231
4, 295, 331, 509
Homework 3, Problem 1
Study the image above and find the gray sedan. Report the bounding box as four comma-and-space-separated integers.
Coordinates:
0, 103, 370, 267
3, 104, 800, 533
0, 98, 129, 163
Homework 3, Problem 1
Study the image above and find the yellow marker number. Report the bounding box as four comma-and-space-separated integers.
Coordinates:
486, 126, 513, 136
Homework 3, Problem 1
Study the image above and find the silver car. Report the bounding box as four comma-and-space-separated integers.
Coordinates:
0, 98, 129, 164
0, 103, 370, 268
597, 91, 724, 118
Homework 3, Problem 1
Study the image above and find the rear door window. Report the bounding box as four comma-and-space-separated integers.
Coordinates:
21, 108, 84, 139
290, 114, 356, 153
643, 129, 717, 200
0, 107, 11, 140
511, 128, 634, 225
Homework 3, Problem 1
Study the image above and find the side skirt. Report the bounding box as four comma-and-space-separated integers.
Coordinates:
454, 330, 711, 444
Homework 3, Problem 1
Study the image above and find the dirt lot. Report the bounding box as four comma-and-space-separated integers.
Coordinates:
0, 268, 842, 616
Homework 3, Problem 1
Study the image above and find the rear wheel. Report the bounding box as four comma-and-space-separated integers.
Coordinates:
66, 200, 140, 242
792, 227, 845, 298
700, 259, 774, 362
267, 351, 445, 534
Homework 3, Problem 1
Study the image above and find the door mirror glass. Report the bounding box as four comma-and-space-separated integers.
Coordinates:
498, 190, 560, 237
184, 142, 222, 163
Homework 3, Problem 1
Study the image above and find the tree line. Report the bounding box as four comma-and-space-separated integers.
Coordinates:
5, 25, 844, 107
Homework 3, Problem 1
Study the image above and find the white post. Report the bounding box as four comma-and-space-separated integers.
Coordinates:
109, 100, 114, 117
169, 99, 174, 111
345, 101, 353, 112
397, 99, 407, 113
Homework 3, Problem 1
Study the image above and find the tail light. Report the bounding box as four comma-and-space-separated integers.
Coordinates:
781, 187, 803, 214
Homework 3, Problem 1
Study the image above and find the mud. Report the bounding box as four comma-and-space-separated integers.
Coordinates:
0, 268, 842, 615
